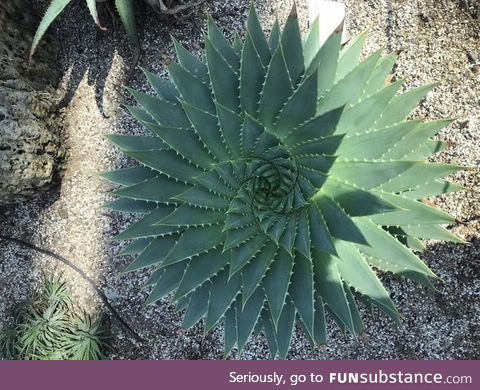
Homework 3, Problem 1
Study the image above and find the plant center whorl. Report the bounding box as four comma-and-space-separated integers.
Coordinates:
227, 146, 307, 240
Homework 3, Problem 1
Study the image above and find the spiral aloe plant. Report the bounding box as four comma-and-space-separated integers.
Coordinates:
102, 5, 465, 358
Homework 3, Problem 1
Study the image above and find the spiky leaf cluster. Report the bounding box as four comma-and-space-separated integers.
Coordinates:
103, 6, 465, 358
32, 0, 141, 57
0, 279, 108, 360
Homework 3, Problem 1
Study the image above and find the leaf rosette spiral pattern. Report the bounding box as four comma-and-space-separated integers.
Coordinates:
102, 6, 465, 358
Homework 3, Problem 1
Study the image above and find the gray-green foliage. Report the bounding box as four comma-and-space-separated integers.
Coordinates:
102, 6, 465, 358
31, 0, 141, 57
0, 279, 108, 360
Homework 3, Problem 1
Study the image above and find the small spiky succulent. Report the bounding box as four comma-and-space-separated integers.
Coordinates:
102, 6, 465, 358
0, 279, 108, 360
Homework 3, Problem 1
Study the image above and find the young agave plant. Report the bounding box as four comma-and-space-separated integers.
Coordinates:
0, 279, 108, 360
31, 0, 140, 57
102, 5, 465, 358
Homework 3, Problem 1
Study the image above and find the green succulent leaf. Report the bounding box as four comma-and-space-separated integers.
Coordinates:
32, 0, 142, 58
115, 0, 139, 47
31, 0, 73, 57
104, 5, 465, 358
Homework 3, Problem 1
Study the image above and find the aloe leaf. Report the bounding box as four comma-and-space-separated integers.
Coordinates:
128, 89, 190, 128
119, 238, 154, 256
241, 241, 277, 304
241, 114, 264, 157
224, 306, 237, 356
99, 166, 157, 186
369, 192, 455, 226
115, 0, 139, 47
215, 102, 243, 158
236, 288, 265, 352
174, 249, 227, 299
283, 106, 344, 146
125, 105, 155, 123
224, 225, 258, 250
181, 282, 211, 327
142, 123, 214, 169
335, 30, 368, 81
230, 234, 268, 276
86, 0, 104, 29
374, 84, 437, 129
146, 262, 187, 304
335, 240, 401, 324
400, 225, 464, 243
303, 17, 320, 69
113, 207, 179, 240
169, 63, 215, 114
379, 163, 464, 192
335, 80, 404, 135
268, 20, 281, 51
307, 203, 336, 254
207, 16, 240, 70
403, 179, 465, 199
362, 53, 397, 97
261, 312, 279, 358
181, 100, 232, 161
246, 5, 271, 66
289, 254, 314, 339
274, 299, 296, 359
320, 178, 399, 216
31, 0, 73, 57
317, 49, 382, 115
194, 170, 235, 197
174, 186, 230, 210
142, 69, 180, 103
278, 215, 297, 255
205, 38, 240, 113
274, 70, 318, 139
330, 161, 416, 189
240, 32, 267, 117
106, 134, 166, 152
172, 38, 209, 83
313, 293, 327, 346
313, 250, 355, 334
354, 219, 436, 277
113, 176, 189, 203
126, 150, 202, 183
262, 248, 294, 326
314, 195, 368, 245
158, 205, 226, 227
103, 198, 157, 213
336, 121, 421, 160
343, 283, 365, 335
308, 31, 342, 97
258, 44, 293, 129
205, 270, 241, 332
124, 235, 177, 272
280, 4, 304, 86
162, 225, 226, 267
290, 134, 344, 157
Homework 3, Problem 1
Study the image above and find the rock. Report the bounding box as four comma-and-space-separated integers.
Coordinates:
0, 0, 63, 205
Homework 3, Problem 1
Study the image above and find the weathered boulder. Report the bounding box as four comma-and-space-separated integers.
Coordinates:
0, 0, 63, 205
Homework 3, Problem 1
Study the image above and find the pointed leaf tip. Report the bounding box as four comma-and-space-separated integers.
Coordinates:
289, 2, 298, 18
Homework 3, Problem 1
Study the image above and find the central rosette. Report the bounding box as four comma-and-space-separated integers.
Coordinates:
224, 147, 309, 244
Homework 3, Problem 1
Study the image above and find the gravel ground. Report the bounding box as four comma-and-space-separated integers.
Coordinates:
0, 0, 478, 360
